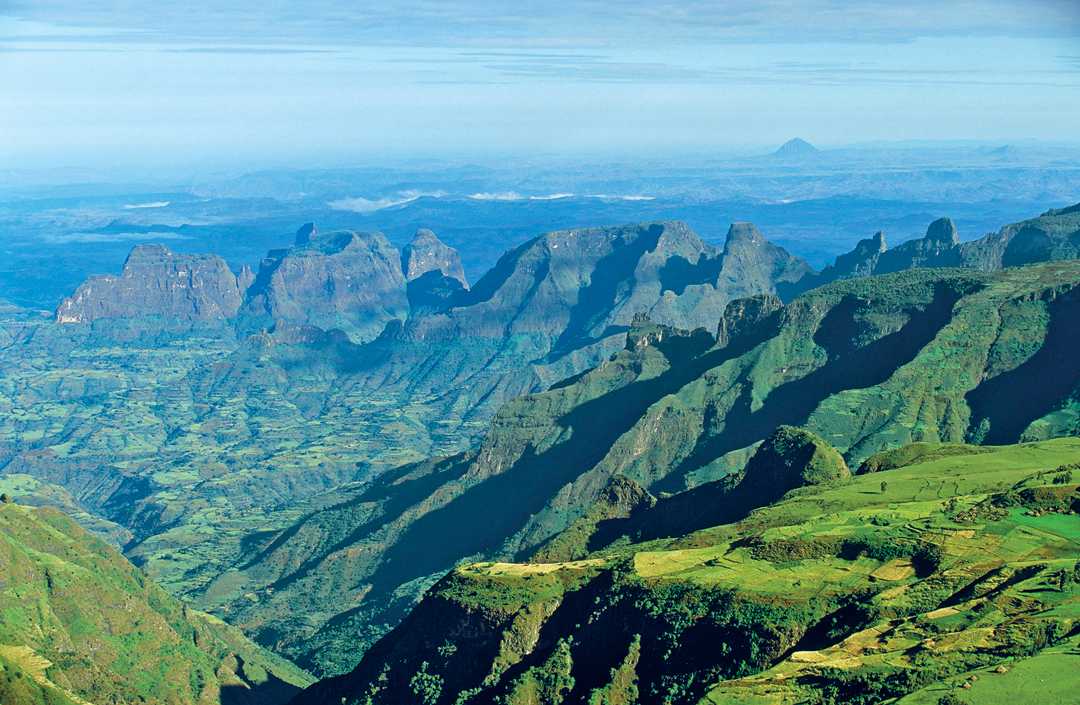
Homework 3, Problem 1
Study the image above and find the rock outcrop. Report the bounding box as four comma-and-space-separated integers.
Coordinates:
818, 231, 887, 281
240, 227, 408, 342
817, 202, 1080, 282
401, 228, 467, 287
55, 244, 245, 324
737, 425, 850, 500
876, 217, 961, 272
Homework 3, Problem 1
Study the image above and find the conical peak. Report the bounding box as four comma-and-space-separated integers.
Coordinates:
725, 222, 765, 248
925, 217, 959, 245
402, 228, 467, 286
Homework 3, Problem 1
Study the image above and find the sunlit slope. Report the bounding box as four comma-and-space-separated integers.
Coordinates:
294, 437, 1080, 705
0, 503, 313, 705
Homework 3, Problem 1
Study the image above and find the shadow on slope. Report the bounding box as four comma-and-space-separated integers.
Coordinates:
966, 285, 1080, 444
657, 282, 966, 492
368, 320, 779, 595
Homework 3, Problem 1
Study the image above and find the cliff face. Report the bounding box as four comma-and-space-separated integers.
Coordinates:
815, 203, 1080, 282
55, 244, 245, 324
240, 228, 409, 342
402, 228, 468, 287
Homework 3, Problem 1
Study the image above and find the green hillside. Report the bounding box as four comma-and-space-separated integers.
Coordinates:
293, 436, 1080, 705
219, 260, 1080, 675
0, 501, 313, 705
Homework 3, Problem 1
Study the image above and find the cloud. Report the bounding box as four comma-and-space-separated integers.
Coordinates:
586, 194, 656, 201
164, 46, 339, 55
3, 0, 1076, 51
122, 201, 170, 209
528, 193, 574, 200
467, 191, 524, 201
467, 192, 576, 201
327, 190, 443, 213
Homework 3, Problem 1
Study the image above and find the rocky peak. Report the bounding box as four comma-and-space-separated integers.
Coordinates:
818, 231, 889, 282
875, 218, 962, 273
723, 222, 766, 250
716, 294, 783, 348
237, 264, 255, 294
925, 217, 960, 245
295, 222, 318, 246
716, 221, 813, 301
56, 244, 244, 325
240, 228, 408, 342
401, 228, 468, 287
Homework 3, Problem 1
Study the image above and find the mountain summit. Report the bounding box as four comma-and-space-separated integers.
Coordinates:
773, 137, 818, 157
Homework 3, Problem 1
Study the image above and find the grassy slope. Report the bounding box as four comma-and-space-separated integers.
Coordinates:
0, 502, 313, 705
296, 437, 1080, 705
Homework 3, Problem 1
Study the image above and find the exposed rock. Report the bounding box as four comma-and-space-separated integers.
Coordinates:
817, 231, 887, 281
817, 202, 1080, 282
716, 294, 783, 348
401, 228, 467, 287
240, 230, 408, 342
237, 264, 255, 294
55, 244, 244, 324
876, 217, 962, 272
718, 223, 814, 301
294, 222, 318, 246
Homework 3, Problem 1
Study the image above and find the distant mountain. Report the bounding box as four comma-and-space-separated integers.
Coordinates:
402, 228, 468, 287
53, 224, 473, 344
55, 244, 245, 325
293, 435, 1080, 705
0, 501, 312, 705
773, 137, 819, 158
239, 227, 409, 342
805, 203, 1080, 286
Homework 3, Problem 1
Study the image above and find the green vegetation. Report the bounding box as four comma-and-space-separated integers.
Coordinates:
0, 502, 312, 705
1, 207, 1078, 682
230, 260, 1080, 675
293, 437, 1080, 705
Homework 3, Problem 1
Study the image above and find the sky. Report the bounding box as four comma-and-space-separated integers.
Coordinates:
2, 0, 1079, 172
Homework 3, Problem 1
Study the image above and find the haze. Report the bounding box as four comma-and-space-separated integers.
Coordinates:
2, 0, 1079, 174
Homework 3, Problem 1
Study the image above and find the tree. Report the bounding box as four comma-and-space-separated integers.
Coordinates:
0, 493, 11, 504
409, 662, 444, 705
879, 481, 888, 494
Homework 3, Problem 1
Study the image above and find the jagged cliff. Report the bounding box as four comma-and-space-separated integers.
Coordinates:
239, 227, 409, 342
55, 244, 245, 325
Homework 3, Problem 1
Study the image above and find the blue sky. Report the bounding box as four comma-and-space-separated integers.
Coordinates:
2, 1, 1079, 170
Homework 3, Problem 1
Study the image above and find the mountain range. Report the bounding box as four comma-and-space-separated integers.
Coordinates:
1, 201, 1079, 693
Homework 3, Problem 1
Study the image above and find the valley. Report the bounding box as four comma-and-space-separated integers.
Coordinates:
6, 3, 1080, 702
1, 198, 1078, 703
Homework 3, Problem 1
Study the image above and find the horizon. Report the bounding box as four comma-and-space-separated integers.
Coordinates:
3, 0, 1080, 175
